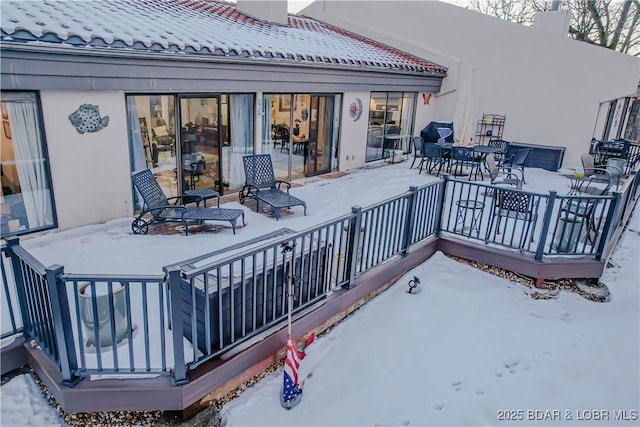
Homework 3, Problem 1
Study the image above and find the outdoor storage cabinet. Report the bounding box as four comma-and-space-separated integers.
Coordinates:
505, 142, 566, 172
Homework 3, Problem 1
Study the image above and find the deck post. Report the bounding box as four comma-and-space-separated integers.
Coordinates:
401, 186, 419, 255
435, 176, 449, 236
166, 266, 188, 385
46, 264, 81, 386
534, 191, 557, 261
4, 237, 30, 336
343, 206, 362, 289
596, 192, 622, 260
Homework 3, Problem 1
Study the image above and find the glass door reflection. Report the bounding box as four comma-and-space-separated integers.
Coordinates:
179, 96, 221, 193
307, 95, 334, 176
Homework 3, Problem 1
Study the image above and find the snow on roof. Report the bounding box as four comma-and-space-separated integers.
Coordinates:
0, 0, 446, 75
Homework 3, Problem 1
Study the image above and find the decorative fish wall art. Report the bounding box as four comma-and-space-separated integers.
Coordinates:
68, 104, 109, 134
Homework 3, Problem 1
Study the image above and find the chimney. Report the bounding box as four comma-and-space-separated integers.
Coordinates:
533, 9, 570, 36
236, 0, 289, 25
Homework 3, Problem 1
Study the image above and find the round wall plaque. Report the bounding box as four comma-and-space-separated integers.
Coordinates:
348, 98, 363, 121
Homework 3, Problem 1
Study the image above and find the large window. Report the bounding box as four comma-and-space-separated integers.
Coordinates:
366, 92, 416, 162
0, 92, 56, 236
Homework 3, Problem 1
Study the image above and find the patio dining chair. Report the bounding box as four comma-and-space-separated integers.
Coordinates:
485, 155, 521, 188
487, 187, 538, 249
487, 139, 510, 165
409, 136, 424, 169
579, 153, 620, 195
418, 142, 448, 176
498, 148, 531, 184
558, 197, 600, 245
450, 146, 483, 180
184, 159, 206, 191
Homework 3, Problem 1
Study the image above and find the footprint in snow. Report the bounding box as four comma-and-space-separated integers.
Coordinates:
558, 312, 571, 322
451, 380, 463, 391
475, 390, 485, 395
504, 359, 519, 369
433, 404, 445, 410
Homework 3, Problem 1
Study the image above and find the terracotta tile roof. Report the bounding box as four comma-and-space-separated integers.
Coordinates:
0, 0, 446, 76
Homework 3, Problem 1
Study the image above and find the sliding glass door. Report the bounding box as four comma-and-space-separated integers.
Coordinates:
307, 95, 335, 176
128, 93, 254, 203
366, 92, 416, 162
179, 96, 222, 193
264, 93, 340, 181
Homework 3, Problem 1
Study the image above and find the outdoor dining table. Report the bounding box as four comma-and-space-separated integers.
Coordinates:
472, 145, 503, 155
435, 143, 501, 175
434, 143, 501, 154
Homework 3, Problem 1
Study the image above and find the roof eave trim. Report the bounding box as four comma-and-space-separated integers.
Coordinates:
0, 42, 447, 78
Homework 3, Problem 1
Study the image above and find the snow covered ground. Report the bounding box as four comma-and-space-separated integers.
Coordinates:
1, 162, 638, 426
219, 205, 639, 427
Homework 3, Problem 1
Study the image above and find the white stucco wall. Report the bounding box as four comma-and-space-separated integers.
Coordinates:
40, 92, 132, 230
302, 0, 640, 169
339, 92, 373, 170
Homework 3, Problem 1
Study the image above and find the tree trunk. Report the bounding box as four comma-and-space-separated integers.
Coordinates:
624, 99, 640, 142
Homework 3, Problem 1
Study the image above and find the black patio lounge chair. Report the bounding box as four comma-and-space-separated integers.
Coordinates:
131, 169, 245, 235
239, 154, 307, 220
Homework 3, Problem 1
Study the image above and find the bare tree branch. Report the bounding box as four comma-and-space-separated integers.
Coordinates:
587, 1, 608, 46
470, 0, 640, 55
621, 4, 640, 53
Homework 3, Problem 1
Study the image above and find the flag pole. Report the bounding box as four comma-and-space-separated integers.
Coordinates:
280, 241, 303, 409
286, 243, 294, 340
280, 241, 315, 410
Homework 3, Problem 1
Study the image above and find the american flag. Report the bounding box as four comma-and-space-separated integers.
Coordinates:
282, 333, 315, 409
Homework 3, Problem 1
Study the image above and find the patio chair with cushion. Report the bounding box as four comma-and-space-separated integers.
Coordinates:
239, 154, 307, 220
579, 153, 620, 195
131, 169, 245, 235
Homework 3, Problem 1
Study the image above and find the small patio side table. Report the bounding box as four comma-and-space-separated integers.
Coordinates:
455, 200, 485, 234
184, 188, 220, 207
